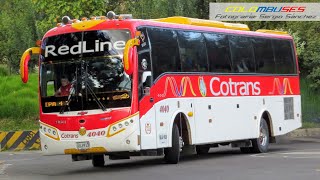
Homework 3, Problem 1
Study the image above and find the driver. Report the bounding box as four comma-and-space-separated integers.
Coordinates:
55, 75, 72, 97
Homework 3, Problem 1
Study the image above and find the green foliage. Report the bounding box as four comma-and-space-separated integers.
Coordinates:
33, 0, 108, 36
286, 22, 320, 89
0, 65, 9, 76
300, 78, 320, 124
0, 0, 38, 73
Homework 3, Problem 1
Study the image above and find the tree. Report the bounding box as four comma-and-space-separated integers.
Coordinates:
0, 0, 38, 73
33, 0, 108, 36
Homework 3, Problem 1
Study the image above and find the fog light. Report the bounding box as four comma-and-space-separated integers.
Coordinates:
125, 121, 129, 126
126, 140, 130, 144
130, 119, 134, 123
44, 145, 48, 150
113, 127, 117, 131
119, 124, 123, 128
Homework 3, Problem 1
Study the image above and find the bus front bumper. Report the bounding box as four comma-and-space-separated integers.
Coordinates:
39, 115, 141, 155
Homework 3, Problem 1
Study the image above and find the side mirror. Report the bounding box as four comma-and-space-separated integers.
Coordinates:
20, 47, 40, 83
123, 38, 140, 75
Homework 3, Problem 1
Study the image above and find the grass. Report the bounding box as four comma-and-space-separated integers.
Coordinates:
300, 78, 320, 126
302, 121, 320, 129
0, 73, 39, 131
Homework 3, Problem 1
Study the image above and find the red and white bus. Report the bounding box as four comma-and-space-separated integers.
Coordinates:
20, 12, 301, 166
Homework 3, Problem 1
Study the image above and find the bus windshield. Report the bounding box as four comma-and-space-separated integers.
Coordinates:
40, 30, 131, 113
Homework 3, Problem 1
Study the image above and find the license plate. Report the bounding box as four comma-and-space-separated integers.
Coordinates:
76, 141, 90, 150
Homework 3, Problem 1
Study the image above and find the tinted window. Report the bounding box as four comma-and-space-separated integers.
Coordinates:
42, 30, 130, 62
148, 28, 181, 78
137, 27, 152, 100
41, 32, 82, 61
273, 40, 296, 74
82, 30, 130, 58
229, 35, 255, 73
203, 33, 232, 73
251, 38, 276, 73
177, 31, 208, 72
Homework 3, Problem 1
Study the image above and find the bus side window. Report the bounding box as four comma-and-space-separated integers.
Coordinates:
229, 35, 255, 73
137, 27, 152, 99
273, 40, 296, 74
251, 38, 276, 74
177, 31, 208, 72
148, 27, 181, 79
203, 33, 232, 73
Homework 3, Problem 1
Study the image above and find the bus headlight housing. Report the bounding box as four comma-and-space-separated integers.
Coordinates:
40, 122, 60, 141
107, 120, 133, 137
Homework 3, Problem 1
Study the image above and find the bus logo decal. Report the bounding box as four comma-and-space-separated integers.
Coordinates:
79, 127, 87, 136
270, 78, 293, 95
198, 76, 207, 97
158, 77, 197, 97
145, 123, 151, 134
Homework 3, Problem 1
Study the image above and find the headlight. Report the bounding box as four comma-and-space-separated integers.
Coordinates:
40, 122, 60, 141
107, 119, 134, 137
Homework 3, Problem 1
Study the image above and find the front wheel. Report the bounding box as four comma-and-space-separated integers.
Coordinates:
251, 118, 270, 153
164, 124, 181, 164
92, 154, 105, 167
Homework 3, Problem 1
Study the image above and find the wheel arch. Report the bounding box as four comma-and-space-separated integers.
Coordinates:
261, 110, 275, 142
168, 111, 192, 147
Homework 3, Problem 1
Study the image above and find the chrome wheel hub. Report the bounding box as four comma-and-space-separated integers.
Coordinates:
259, 126, 268, 147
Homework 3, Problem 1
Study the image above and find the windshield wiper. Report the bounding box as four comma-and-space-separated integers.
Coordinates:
84, 82, 107, 111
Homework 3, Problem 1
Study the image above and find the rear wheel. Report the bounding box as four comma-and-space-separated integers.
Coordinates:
92, 154, 105, 167
164, 124, 181, 164
251, 118, 269, 153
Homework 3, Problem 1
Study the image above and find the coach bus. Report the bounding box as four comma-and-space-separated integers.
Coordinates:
20, 12, 301, 166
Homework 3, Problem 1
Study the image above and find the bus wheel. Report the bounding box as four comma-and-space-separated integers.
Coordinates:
251, 118, 269, 153
92, 154, 105, 167
196, 145, 210, 155
164, 124, 181, 164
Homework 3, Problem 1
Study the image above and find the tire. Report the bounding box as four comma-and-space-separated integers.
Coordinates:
164, 124, 180, 164
251, 118, 270, 153
196, 145, 210, 155
92, 154, 105, 167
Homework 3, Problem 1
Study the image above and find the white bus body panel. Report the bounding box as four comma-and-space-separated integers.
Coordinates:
140, 95, 301, 150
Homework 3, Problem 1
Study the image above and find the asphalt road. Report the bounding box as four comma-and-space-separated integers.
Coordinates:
1, 136, 320, 180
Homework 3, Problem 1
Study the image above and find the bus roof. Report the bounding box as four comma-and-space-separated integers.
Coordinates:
44, 16, 292, 40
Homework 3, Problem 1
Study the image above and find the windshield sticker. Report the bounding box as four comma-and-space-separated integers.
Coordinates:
112, 93, 130, 100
